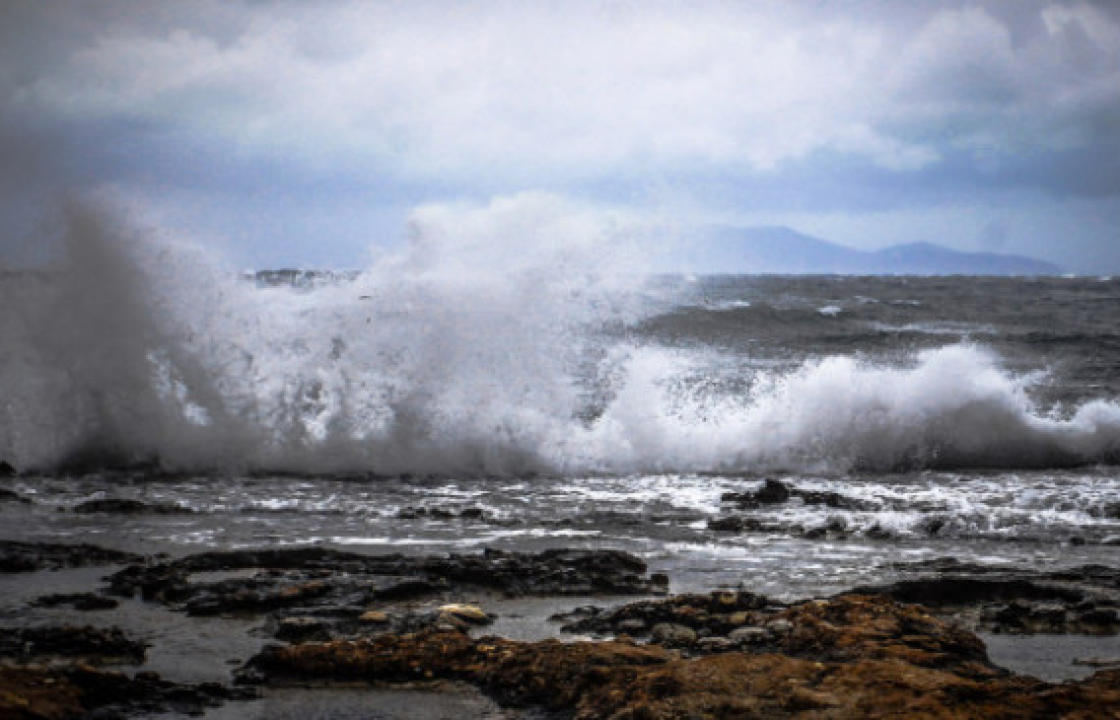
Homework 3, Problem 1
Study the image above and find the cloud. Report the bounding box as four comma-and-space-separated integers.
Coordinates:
1, 1, 1118, 268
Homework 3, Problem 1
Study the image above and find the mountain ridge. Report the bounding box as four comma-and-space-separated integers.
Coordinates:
676, 226, 1062, 275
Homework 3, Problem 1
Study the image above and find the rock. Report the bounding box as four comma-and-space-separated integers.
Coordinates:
0, 541, 142, 574
696, 636, 733, 652
766, 618, 793, 634
650, 623, 697, 646
708, 516, 747, 532
728, 626, 767, 644
754, 478, 791, 503
275, 616, 330, 642
73, 498, 192, 514
0, 664, 256, 719
32, 593, 119, 611
0, 626, 147, 663
358, 610, 389, 624
1073, 657, 1120, 668
853, 560, 1120, 635
0, 460, 15, 477
239, 601, 1120, 719
721, 479, 877, 511
438, 604, 492, 625
559, 590, 775, 641
0, 488, 29, 503
459, 508, 485, 519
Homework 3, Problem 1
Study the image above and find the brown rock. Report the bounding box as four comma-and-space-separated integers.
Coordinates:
240, 594, 1120, 719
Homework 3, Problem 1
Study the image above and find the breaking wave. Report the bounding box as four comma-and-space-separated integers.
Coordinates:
1, 197, 1119, 476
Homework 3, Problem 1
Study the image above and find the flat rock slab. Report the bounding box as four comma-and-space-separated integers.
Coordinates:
104, 546, 667, 640
852, 558, 1120, 635
0, 540, 142, 573
0, 664, 256, 720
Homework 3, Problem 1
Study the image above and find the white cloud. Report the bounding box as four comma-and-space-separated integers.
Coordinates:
11, 2, 925, 178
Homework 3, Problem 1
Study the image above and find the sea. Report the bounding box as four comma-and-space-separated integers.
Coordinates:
1, 216, 1118, 603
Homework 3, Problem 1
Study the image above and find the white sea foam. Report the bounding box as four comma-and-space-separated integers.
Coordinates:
2, 197, 1120, 476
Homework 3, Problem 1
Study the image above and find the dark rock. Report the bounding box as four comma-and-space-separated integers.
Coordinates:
0, 540, 142, 573
856, 559, 1120, 635
73, 498, 193, 514
0, 487, 29, 503
32, 593, 119, 611
558, 590, 777, 642
0, 460, 16, 477
0, 625, 147, 663
106, 546, 663, 622
722, 478, 878, 511
0, 664, 256, 719
274, 616, 331, 642
650, 623, 697, 647
753, 478, 791, 503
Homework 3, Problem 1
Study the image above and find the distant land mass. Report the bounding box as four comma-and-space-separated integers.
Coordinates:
675, 226, 1062, 275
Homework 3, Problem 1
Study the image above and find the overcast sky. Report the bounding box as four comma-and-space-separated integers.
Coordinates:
1, 0, 1118, 271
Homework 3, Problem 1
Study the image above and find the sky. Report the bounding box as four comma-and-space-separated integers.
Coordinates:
1, 0, 1118, 272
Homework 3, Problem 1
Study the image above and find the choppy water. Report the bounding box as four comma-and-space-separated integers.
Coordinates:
1, 201, 1118, 597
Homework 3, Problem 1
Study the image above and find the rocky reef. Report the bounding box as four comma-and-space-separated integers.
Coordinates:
0, 664, 256, 719
0, 540, 142, 573
241, 594, 1120, 719
854, 558, 1120, 635
105, 546, 666, 639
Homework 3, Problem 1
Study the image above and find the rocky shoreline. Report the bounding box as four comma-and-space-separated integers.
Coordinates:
1, 539, 1118, 719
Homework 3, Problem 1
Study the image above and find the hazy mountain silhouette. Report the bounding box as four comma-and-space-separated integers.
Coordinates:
676, 226, 1062, 275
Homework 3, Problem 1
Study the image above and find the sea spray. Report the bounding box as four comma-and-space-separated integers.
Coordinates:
2, 197, 1120, 476
0, 194, 656, 474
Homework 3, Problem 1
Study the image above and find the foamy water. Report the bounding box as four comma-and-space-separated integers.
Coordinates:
3, 199, 1120, 478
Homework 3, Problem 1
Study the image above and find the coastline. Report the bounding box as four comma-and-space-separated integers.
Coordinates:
1, 539, 1117, 719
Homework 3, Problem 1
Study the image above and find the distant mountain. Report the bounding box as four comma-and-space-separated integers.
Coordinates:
674, 226, 1062, 275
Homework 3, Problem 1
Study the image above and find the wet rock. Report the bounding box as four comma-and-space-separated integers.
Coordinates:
0, 626, 147, 663
32, 593, 119, 611
0, 664, 256, 720
0, 487, 29, 503
275, 616, 331, 642
105, 546, 662, 636
650, 623, 697, 647
0, 540, 142, 573
558, 590, 777, 642
239, 598, 1120, 719
358, 610, 389, 624
722, 478, 878, 511
706, 516, 779, 533
73, 498, 193, 514
438, 604, 492, 625
728, 626, 767, 644
856, 559, 1120, 635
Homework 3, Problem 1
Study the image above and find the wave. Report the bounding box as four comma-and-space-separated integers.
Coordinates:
2, 198, 1119, 477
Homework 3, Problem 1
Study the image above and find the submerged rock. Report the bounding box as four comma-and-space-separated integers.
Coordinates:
239, 595, 1120, 719
73, 498, 193, 514
0, 540, 142, 573
0, 625, 147, 663
32, 593, 119, 611
0, 487, 29, 503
